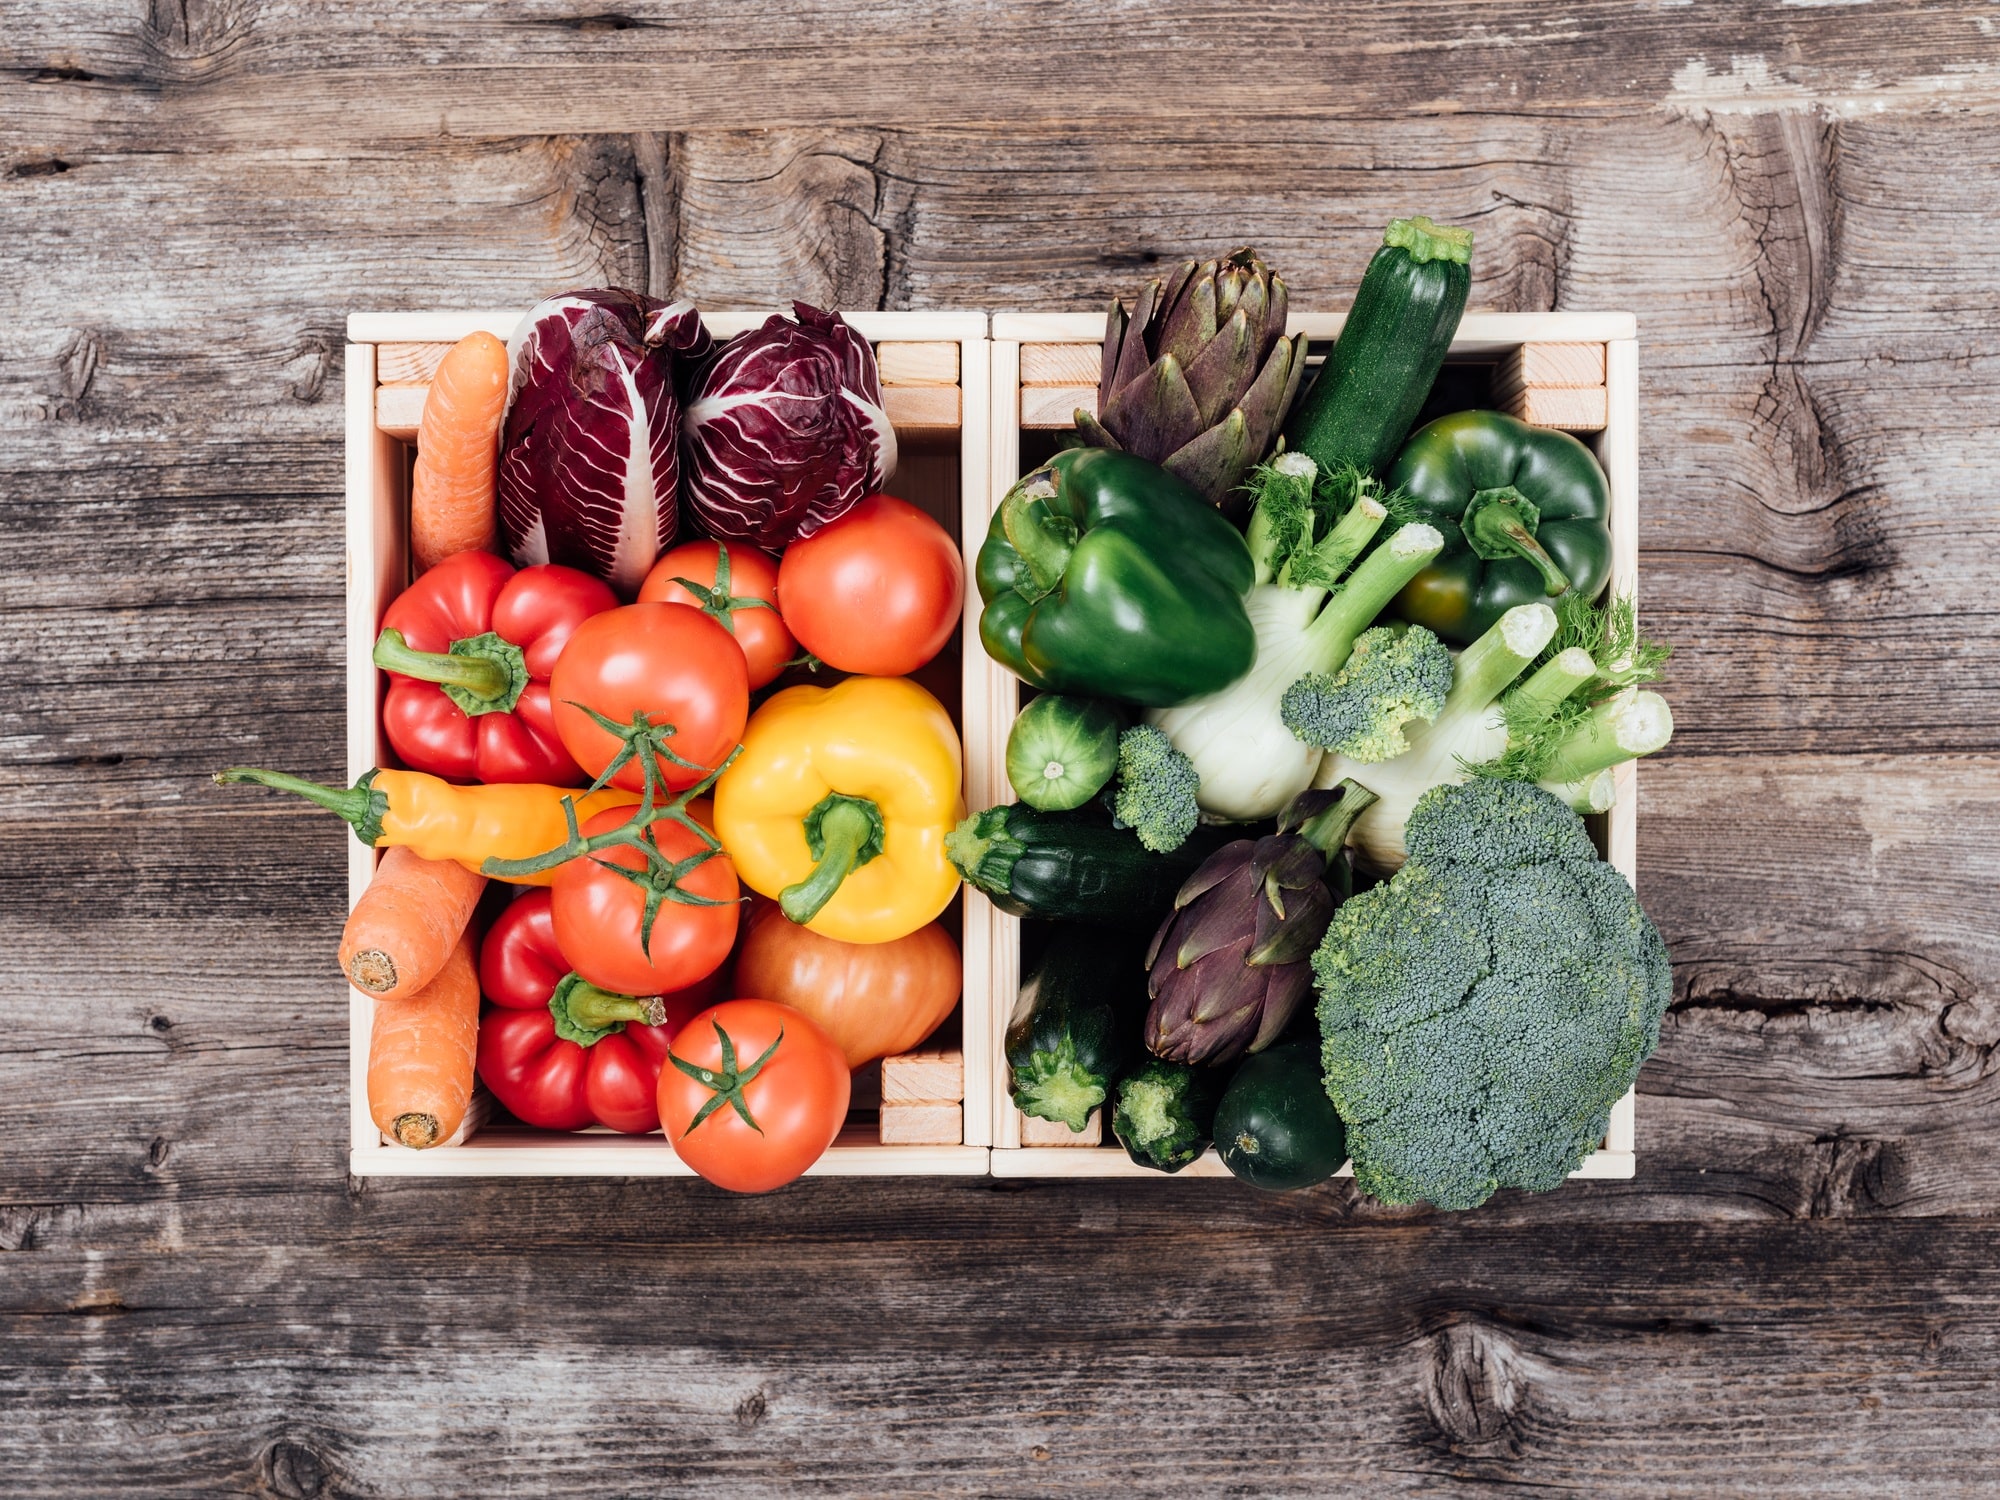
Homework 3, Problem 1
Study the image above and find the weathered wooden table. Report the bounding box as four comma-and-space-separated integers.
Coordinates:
5, 6, 1997, 1493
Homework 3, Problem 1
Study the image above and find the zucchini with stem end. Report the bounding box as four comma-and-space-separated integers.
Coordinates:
946, 802, 1233, 923
1283, 216, 1473, 478
1214, 1037, 1350, 1191
1006, 694, 1124, 811
1112, 1059, 1221, 1173
1006, 926, 1149, 1132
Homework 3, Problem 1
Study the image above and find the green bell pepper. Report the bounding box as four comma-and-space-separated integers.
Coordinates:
1386, 409, 1615, 645
976, 448, 1256, 707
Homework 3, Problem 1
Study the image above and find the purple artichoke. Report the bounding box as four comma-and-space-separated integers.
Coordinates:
1077, 248, 1309, 516
679, 302, 896, 548
498, 289, 712, 597
1144, 782, 1377, 1066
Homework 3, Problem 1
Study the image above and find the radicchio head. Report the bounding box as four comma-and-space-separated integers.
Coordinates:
679, 303, 896, 548
498, 289, 713, 596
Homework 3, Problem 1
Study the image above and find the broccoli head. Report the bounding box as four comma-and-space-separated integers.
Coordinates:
1312, 778, 1672, 1210
1281, 623, 1453, 763
1111, 723, 1201, 853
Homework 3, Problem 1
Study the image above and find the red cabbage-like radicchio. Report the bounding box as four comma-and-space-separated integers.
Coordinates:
498, 289, 712, 596
680, 303, 896, 548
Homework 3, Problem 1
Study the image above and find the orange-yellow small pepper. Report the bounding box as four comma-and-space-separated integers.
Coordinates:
215, 766, 636, 887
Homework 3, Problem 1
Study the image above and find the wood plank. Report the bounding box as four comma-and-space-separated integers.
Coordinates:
5, 4, 1992, 151
1499, 383, 1608, 431
880, 1050, 964, 1105
877, 1102, 962, 1146
6, 1216, 2000, 1492
1019, 342, 1103, 386
875, 341, 958, 385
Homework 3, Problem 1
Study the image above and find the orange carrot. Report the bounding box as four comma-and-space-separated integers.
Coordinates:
410, 330, 509, 572
367, 931, 480, 1149
340, 845, 487, 1001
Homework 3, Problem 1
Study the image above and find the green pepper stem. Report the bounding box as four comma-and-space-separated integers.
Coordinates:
372, 628, 512, 701
1000, 479, 1077, 599
780, 795, 886, 925
567, 983, 666, 1031
1463, 487, 1570, 597
214, 766, 382, 842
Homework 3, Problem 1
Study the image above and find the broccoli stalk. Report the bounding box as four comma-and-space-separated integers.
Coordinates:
1152, 467, 1446, 823
1109, 723, 1201, 853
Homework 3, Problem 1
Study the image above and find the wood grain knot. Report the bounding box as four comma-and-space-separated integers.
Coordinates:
1420, 1321, 1534, 1462
259, 1438, 331, 1500
734, 1388, 768, 1430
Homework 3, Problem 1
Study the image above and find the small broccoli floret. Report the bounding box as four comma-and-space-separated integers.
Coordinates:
1111, 723, 1201, 853
1313, 778, 1672, 1210
1280, 624, 1452, 762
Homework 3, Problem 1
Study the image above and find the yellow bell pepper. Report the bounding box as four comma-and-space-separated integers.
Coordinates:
714, 676, 964, 944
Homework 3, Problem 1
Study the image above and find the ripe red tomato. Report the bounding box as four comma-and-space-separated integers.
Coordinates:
776, 493, 964, 676
658, 998, 851, 1193
638, 541, 795, 690
550, 602, 749, 792
551, 804, 740, 996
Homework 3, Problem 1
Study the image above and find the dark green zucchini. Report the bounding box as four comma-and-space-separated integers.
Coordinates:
1283, 216, 1473, 478
945, 802, 1232, 923
1112, 1059, 1221, 1173
1006, 926, 1148, 1131
1214, 1038, 1349, 1191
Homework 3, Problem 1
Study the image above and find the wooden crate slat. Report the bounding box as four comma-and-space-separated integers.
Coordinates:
883, 384, 961, 429
876, 341, 959, 385
1492, 341, 1607, 398
1017, 1109, 1102, 1147
879, 1102, 963, 1146
881, 1049, 964, 1104
1021, 384, 1095, 429
377, 341, 456, 385
1020, 342, 1103, 386
1500, 384, 1608, 432
378, 380, 961, 442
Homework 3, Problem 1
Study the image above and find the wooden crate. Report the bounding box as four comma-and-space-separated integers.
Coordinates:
344, 308, 994, 1178
986, 311, 1643, 1181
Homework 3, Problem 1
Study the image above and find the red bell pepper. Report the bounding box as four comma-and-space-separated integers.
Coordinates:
374, 550, 618, 785
475, 890, 717, 1132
